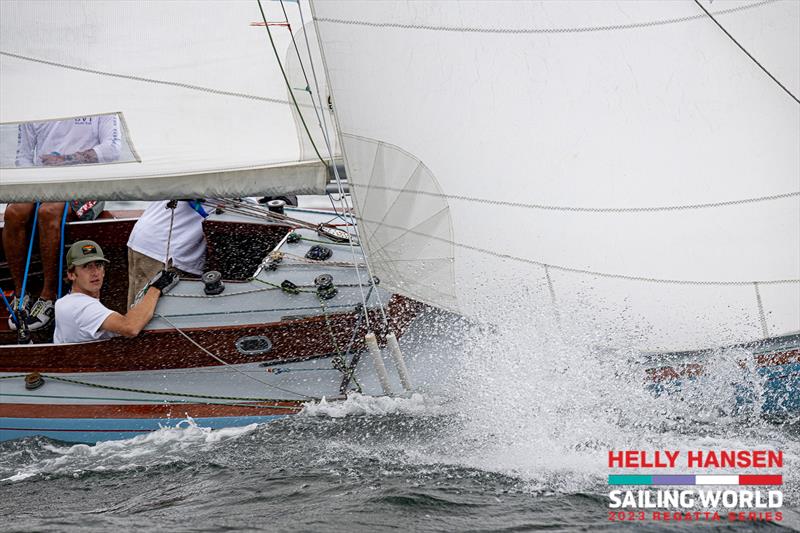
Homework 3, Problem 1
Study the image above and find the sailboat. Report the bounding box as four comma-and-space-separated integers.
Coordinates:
1, 0, 798, 443
0, 1, 421, 443
306, 0, 799, 415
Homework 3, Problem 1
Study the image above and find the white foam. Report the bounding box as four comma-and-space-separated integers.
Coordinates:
393, 289, 800, 496
3, 417, 258, 482
300, 392, 445, 418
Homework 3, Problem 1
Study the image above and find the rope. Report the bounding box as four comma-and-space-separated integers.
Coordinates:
167, 285, 279, 299
315, 1, 776, 35
164, 201, 176, 268
1, 291, 19, 327
256, 0, 327, 165
356, 214, 800, 286
300, 236, 360, 246
19, 202, 40, 310
57, 201, 69, 298
280, 251, 366, 268
155, 313, 316, 399
348, 183, 800, 214
693, 0, 799, 105
32, 374, 304, 407
278, 0, 330, 153
0, 51, 323, 109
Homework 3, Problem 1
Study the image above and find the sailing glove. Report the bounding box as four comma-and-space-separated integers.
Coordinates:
150, 269, 179, 295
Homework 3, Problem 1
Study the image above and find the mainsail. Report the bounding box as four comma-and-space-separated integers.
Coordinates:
312, 0, 800, 351
0, 0, 333, 201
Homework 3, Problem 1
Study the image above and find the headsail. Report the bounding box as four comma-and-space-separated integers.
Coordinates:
313, 0, 800, 351
0, 0, 333, 201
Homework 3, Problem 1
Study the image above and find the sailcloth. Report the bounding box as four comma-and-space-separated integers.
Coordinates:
0, 0, 332, 201
312, 0, 800, 351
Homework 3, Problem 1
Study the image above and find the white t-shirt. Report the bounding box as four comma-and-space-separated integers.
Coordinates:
127, 201, 206, 275
53, 293, 118, 344
16, 115, 121, 167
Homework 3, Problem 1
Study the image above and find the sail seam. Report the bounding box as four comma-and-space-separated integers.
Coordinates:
0, 50, 320, 109
349, 183, 799, 213
753, 282, 770, 338
315, 1, 776, 35
355, 216, 800, 286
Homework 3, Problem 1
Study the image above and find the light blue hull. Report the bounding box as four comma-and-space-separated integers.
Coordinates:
0, 414, 290, 444
646, 333, 800, 419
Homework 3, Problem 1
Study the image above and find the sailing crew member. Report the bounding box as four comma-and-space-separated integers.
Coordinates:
53, 240, 178, 344
126, 200, 208, 308
5, 115, 121, 331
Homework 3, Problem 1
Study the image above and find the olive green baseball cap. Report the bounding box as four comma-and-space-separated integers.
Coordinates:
66, 240, 110, 268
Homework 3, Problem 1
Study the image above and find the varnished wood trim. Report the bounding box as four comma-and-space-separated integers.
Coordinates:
0, 401, 303, 419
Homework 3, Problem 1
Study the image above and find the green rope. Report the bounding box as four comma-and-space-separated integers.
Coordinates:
251, 277, 316, 293
39, 374, 310, 406
0, 391, 304, 410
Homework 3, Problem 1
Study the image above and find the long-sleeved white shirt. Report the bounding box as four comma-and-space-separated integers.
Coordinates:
15, 115, 121, 167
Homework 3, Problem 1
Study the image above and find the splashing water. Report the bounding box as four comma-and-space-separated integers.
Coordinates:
1, 418, 258, 483
1, 291, 797, 530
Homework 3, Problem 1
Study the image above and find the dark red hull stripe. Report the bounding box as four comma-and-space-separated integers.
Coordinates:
0, 295, 422, 373
0, 402, 304, 419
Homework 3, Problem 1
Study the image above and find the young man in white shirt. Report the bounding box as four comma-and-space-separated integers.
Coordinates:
53, 240, 177, 344
6, 115, 122, 332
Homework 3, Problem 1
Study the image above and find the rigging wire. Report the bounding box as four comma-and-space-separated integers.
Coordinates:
259, 0, 387, 331
303, 0, 390, 329
290, 1, 377, 328
256, 0, 327, 165
693, 0, 799, 105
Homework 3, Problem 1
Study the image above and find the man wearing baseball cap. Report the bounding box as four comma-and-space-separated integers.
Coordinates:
53, 240, 178, 344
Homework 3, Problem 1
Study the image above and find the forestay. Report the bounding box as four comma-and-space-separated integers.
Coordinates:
0, 0, 333, 201
312, 0, 800, 351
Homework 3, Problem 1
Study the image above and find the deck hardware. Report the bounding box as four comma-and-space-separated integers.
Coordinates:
25, 372, 44, 390
235, 335, 273, 356
280, 280, 300, 294
267, 199, 286, 215
316, 224, 351, 243
314, 274, 338, 300
202, 270, 224, 295
266, 251, 284, 271
305, 245, 332, 261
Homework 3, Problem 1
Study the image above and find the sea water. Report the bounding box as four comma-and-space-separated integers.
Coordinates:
1, 309, 798, 532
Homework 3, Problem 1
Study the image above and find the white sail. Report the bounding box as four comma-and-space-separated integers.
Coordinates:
312, 0, 800, 351
0, 0, 332, 201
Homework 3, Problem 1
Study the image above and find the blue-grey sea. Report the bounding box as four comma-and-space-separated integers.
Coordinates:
2, 313, 798, 532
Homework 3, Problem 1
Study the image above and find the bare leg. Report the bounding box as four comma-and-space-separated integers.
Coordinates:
36, 202, 69, 301
2, 203, 36, 296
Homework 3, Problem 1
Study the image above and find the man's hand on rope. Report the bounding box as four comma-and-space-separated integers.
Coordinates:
150, 270, 180, 295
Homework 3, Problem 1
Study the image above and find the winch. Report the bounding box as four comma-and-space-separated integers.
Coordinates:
314, 274, 337, 300
202, 270, 224, 295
